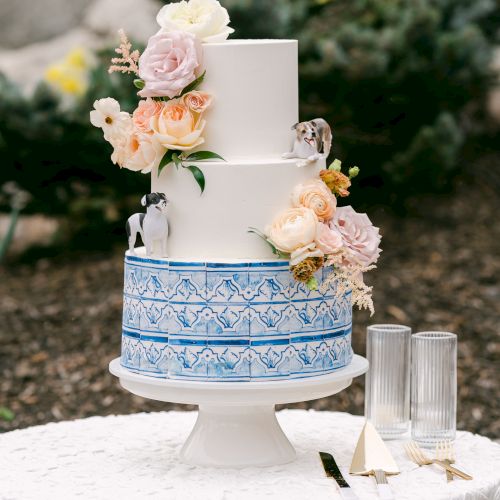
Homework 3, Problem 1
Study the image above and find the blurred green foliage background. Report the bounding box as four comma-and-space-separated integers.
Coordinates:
0, 0, 498, 251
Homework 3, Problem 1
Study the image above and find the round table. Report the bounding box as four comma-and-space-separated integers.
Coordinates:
1, 410, 499, 500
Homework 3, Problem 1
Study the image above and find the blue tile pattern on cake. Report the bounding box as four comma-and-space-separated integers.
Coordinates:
121, 254, 353, 381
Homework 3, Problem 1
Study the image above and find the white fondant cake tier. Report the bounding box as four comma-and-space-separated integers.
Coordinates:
200, 40, 298, 159
153, 157, 326, 259
121, 250, 353, 382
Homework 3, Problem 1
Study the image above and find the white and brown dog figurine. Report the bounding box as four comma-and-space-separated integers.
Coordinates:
126, 192, 169, 257
282, 118, 332, 167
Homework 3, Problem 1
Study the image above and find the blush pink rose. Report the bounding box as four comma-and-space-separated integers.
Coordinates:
330, 206, 382, 266
315, 222, 343, 254
132, 99, 162, 134
138, 30, 202, 99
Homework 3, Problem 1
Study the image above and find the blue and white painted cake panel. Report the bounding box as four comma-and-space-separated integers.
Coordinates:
121, 255, 353, 381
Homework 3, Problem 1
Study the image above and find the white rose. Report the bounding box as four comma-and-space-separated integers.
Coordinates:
290, 243, 324, 266
267, 207, 318, 254
156, 0, 235, 43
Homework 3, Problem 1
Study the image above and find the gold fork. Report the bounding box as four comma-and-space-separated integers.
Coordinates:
404, 441, 473, 480
436, 440, 455, 482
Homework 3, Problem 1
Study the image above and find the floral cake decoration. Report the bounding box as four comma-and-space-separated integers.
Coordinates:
250, 159, 382, 314
90, 0, 233, 193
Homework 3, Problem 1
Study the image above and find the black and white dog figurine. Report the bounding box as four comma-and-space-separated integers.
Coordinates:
282, 118, 332, 167
126, 192, 169, 257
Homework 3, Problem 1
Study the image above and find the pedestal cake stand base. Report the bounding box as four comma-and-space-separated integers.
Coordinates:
109, 355, 368, 468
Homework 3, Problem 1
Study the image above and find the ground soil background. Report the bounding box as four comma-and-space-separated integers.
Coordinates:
0, 179, 499, 439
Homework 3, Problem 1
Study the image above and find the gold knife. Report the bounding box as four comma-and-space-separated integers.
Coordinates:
320, 452, 361, 500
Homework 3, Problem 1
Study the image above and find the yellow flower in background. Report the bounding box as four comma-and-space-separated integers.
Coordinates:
44, 47, 92, 97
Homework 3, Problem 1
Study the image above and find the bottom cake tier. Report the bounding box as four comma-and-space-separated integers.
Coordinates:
120, 249, 353, 381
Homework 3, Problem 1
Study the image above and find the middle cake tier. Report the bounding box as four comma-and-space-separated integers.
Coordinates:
152, 157, 326, 260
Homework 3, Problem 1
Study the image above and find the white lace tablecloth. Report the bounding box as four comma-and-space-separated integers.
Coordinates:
2, 410, 499, 500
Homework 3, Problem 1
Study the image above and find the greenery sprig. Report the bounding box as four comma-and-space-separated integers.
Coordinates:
158, 150, 225, 194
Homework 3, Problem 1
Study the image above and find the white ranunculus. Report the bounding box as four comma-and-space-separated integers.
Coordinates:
267, 207, 319, 254
90, 98, 131, 143
156, 0, 234, 43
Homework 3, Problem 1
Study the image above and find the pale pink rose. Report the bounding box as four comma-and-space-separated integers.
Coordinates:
267, 207, 318, 254
290, 243, 324, 266
122, 133, 165, 174
151, 99, 205, 151
291, 179, 337, 222
138, 30, 202, 99
181, 91, 213, 114
132, 99, 162, 134
315, 222, 343, 254
330, 206, 382, 266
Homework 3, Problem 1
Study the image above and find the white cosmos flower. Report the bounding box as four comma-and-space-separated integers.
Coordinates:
156, 0, 234, 43
90, 98, 132, 142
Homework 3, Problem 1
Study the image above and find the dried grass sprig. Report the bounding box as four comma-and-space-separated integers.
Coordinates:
321, 250, 376, 316
108, 29, 140, 76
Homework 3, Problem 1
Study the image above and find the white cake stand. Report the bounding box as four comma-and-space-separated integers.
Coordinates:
109, 355, 368, 468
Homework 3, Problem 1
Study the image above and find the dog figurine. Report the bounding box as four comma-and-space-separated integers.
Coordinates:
282, 118, 332, 167
126, 192, 169, 257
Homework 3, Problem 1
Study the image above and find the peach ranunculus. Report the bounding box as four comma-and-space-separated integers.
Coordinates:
122, 133, 165, 174
267, 207, 318, 254
132, 98, 162, 134
181, 90, 213, 114
315, 222, 343, 254
291, 179, 337, 222
151, 99, 205, 151
138, 30, 202, 99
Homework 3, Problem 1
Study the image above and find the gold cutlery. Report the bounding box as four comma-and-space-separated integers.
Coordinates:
404, 441, 472, 480
436, 440, 455, 482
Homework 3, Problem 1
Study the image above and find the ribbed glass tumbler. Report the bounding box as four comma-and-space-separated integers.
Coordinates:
411, 332, 457, 447
365, 324, 411, 438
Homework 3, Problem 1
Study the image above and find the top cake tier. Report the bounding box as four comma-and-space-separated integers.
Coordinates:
199, 40, 298, 159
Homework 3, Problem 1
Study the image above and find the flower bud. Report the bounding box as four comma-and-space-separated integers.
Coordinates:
328, 159, 342, 172
349, 166, 360, 178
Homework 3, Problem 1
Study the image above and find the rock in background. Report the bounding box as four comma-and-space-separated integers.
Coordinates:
0, 0, 159, 94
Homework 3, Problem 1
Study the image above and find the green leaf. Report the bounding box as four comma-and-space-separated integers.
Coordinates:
247, 227, 289, 259
0, 406, 15, 422
158, 151, 174, 176
133, 79, 145, 90
184, 165, 206, 193
180, 70, 206, 96
184, 150, 225, 162
172, 152, 182, 170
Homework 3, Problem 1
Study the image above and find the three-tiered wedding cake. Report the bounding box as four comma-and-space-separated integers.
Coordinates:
91, 0, 381, 383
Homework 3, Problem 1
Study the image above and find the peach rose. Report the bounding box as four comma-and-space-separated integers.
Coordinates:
315, 222, 343, 254
151, 99, 205, 151
267, 207, 318, 254
122, 133, 165, 174
132, 99, 162, 134
181, 91, 213, 114
291, 179, 337, 222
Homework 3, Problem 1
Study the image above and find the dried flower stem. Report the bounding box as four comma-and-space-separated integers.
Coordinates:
108, 29, 140, 76
321, 250, 376, 315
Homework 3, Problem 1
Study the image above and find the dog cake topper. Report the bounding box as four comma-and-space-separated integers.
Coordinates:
282, 118, 332, 167
126, 192, 169, 257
